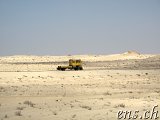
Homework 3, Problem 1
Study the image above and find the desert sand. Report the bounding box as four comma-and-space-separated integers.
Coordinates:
0, 51, 160, 120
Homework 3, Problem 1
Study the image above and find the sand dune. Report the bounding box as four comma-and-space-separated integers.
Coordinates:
0, 51, 155, 63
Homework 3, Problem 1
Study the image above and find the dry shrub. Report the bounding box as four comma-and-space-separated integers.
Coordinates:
80, 105, 92, 110
136, 74, 140, 76
23, 100, 35, 107
5, 114, 8, 118
15, 111, 22, 116
16, 107, 25, 110
53, 111, 57, 115
115, 103, 125, 108
103, 92, 112, 96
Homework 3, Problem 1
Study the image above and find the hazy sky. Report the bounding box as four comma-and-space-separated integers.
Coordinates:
0, 0, 160, 56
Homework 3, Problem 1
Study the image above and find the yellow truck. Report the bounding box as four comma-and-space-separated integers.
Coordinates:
57, 59, 83, 71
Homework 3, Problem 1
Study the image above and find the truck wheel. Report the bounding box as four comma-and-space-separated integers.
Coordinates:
57, 66, 61, 70
77, 67, 80, 70
61, 68, 65, 71
74, 67, 78, 71
80, 67, 83, 70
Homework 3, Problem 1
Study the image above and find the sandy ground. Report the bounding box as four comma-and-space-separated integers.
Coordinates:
0, 52, 160, 120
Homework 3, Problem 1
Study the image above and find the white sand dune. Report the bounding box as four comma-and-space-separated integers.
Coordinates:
0, 51, 155, 63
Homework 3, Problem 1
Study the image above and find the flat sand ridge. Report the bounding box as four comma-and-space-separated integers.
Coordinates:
0, 55, 160, 72
0, 53, 156, 63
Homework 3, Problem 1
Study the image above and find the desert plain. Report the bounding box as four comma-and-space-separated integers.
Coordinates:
0, 51, 160, 120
